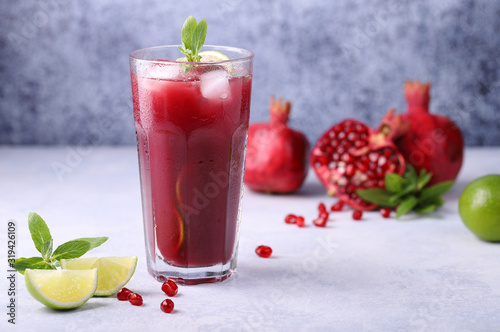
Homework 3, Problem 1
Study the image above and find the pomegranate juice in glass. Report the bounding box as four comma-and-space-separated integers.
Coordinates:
129, 46, 253, 284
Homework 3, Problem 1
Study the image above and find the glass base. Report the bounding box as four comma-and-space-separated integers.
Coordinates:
147, 259, 237, 285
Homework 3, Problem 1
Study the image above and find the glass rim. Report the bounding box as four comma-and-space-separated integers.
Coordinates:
129, 45, 254, 65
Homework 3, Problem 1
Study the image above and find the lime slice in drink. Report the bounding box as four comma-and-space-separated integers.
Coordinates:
176, 51, 232, 72
61, 256, 137, 296
24, 268, 97, 310
199, 50, 230, 62
176, 50, 229, 62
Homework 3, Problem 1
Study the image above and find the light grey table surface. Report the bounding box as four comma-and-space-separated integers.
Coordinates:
1, 146, 499, 332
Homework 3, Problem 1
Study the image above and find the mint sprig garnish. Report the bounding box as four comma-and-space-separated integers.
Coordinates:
13, 212, 108, 274
357, 165, 454, 219
178, 16, 207, 62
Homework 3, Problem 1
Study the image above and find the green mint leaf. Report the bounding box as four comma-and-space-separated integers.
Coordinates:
356, 188, 398, 207
404, 164, 418, 187
192, 18, 207, 55
396, 195, 419, 219
28, 212, 52, 254
73, 236, 108, 250
179, 16, 207, 62
181, 16, 197, 53
417, 169, 433, 190
419, 195, 445, 207
414, 204, 437, 214
419, 181, 454, 202
388, 194, 404, 206
41, 240, 53, 261
51, 240, 91, 261
385, 173, 406, 193
13, 257, 55, 275
388, 180, 417, 205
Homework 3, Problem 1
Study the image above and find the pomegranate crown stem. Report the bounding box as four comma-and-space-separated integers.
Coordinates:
269, 96, 291, 126
369, 109, 410, 147
405, 80, 431, 112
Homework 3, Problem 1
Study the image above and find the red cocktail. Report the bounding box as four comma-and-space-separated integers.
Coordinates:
130, 46, 253, 284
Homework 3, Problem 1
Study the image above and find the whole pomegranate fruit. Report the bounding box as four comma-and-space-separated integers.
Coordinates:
244, 96, 310, 193
395, 81, 464, 185
310, 110, 407, 210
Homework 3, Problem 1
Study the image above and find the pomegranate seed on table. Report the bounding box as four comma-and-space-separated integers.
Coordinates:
380, 208, 391, 218
352, 210, 363, 221
255, 245, 273, 258
318, 202, 327, 213
160, 299, 175, 313
161, 280, 178, 297
296, 216, 305, 227
319, 211, 329, 220
330, 201, 345, 211
117, 287, 132, 301
285, 214, 297, 224
313, 216, 328, 227
128, 293, 143, 306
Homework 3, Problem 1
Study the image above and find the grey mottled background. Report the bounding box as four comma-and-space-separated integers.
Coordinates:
1, 0, 499, 146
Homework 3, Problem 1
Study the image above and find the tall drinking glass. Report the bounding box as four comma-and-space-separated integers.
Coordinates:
129, 45, 253, 284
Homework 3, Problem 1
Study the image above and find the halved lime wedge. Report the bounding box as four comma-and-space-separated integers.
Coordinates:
61, 256, 137, 296
25, 268, 97, 310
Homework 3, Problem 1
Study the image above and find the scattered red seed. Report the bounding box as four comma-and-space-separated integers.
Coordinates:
160, 299, 175, 313
313, 216, 328, 227
380, 208, 391, 218
285, 214, 297, 224
318, 202, 327, 213
319, 211, 329, 220
330, 201, 345, 211
128, 293, 143, 306
161, 280, 178, 297
352, 210, 363, 221
117, 287, 132, 301
296, 216, 305, 227
255, 245, 273, 258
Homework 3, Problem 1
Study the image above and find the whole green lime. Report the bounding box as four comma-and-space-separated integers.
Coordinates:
459, 174, 500, 242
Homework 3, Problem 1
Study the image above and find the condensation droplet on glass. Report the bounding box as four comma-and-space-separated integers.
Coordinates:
220, 93, 228, 100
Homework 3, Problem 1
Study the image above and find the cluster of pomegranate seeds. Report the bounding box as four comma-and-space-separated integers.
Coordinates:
159, 279, 178, 314
128, 293, 143, 306
284, 214, 306, 227
310, 114, 406, 211
352, 210, 363, 221
380, 208, 391, 218
161, 280, 179, 297
117, 287, 133, 301
330, 201, 345, 211
117, 280, 179, 313
117, 287, 143, 306
160, 299, 175, 313
255, 245, 273, 258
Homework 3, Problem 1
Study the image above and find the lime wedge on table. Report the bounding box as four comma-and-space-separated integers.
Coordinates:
61, 256, 137, 296
25, 268, 97, 310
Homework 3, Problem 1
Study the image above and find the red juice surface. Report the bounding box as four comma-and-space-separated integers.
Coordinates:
132, 65, 251, 267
